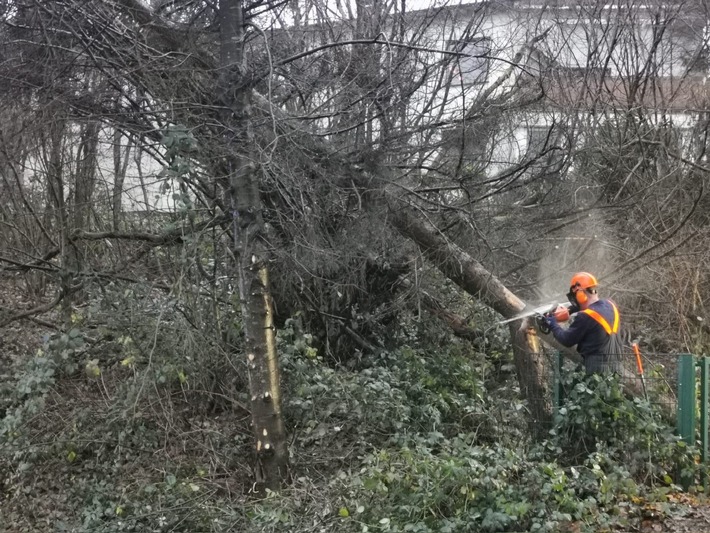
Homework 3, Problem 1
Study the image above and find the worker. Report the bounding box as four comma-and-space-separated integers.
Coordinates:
545, 272, 623, 375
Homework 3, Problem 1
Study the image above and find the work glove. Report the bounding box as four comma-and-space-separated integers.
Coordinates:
535, 313, 554, 334
545, 313, 557, 329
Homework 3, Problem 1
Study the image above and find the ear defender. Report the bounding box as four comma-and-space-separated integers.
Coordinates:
568, 272, 598, 308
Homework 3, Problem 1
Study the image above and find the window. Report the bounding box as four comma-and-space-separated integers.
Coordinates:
527, 126, 551, 157
450, 37, 491, 85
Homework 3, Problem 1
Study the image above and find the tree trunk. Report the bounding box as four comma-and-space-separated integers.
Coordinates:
218, 0, 289, 491
511, 322, 552, 432
44, 112, 72, 323
112, 127, 132, 230
68, 119, 100, 308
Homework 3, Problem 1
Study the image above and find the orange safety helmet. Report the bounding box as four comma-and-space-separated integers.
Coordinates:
568, 272, 598, 307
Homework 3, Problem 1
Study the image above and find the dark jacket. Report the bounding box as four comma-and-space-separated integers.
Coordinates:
549, 299, 623, 374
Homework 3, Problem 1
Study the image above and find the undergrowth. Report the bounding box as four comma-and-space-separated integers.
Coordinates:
0, 294, 704, 533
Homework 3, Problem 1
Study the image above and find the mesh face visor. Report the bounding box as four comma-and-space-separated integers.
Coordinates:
566, 290, 577, 307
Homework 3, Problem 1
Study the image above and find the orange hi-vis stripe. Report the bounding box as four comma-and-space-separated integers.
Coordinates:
582, 302, 620, 335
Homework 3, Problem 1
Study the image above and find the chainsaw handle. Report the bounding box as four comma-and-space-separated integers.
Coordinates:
535, 313, 551, 334
551, 305, 570, 323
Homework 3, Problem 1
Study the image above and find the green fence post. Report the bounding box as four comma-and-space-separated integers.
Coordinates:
677, 354, 697, 446
677, 354, 697, 490
700, 357, 709, 492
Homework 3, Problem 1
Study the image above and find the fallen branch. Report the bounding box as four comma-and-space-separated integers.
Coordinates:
0, 291, 63, 329
0, 249, 61, 273
70, 215, 229, 246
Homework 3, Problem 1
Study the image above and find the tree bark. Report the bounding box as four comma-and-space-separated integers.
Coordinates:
68, 119, 100, 308
218, 0, 289, 491
112, 127, 133, 231
511, 322, 552, 431
43, 111, 72, 323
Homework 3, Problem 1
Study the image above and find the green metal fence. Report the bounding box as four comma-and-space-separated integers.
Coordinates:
676, 354, 710, 489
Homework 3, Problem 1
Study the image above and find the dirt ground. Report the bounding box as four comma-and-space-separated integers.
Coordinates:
657, 510, 710, 532
597, 495, 710, 533
634, 501, 710, 533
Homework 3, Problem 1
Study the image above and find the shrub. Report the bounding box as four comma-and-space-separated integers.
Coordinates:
545, 371, 700, 486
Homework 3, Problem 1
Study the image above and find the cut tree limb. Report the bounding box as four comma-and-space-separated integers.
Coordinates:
388, 205, 526, 318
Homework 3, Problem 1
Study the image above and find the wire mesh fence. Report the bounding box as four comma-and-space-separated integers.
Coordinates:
560, 349, 676, 401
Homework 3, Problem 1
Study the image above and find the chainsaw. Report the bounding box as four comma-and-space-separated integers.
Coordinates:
496, 301, 575, 334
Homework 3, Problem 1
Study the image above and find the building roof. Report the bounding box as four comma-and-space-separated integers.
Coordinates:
536, 70, 710, 113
